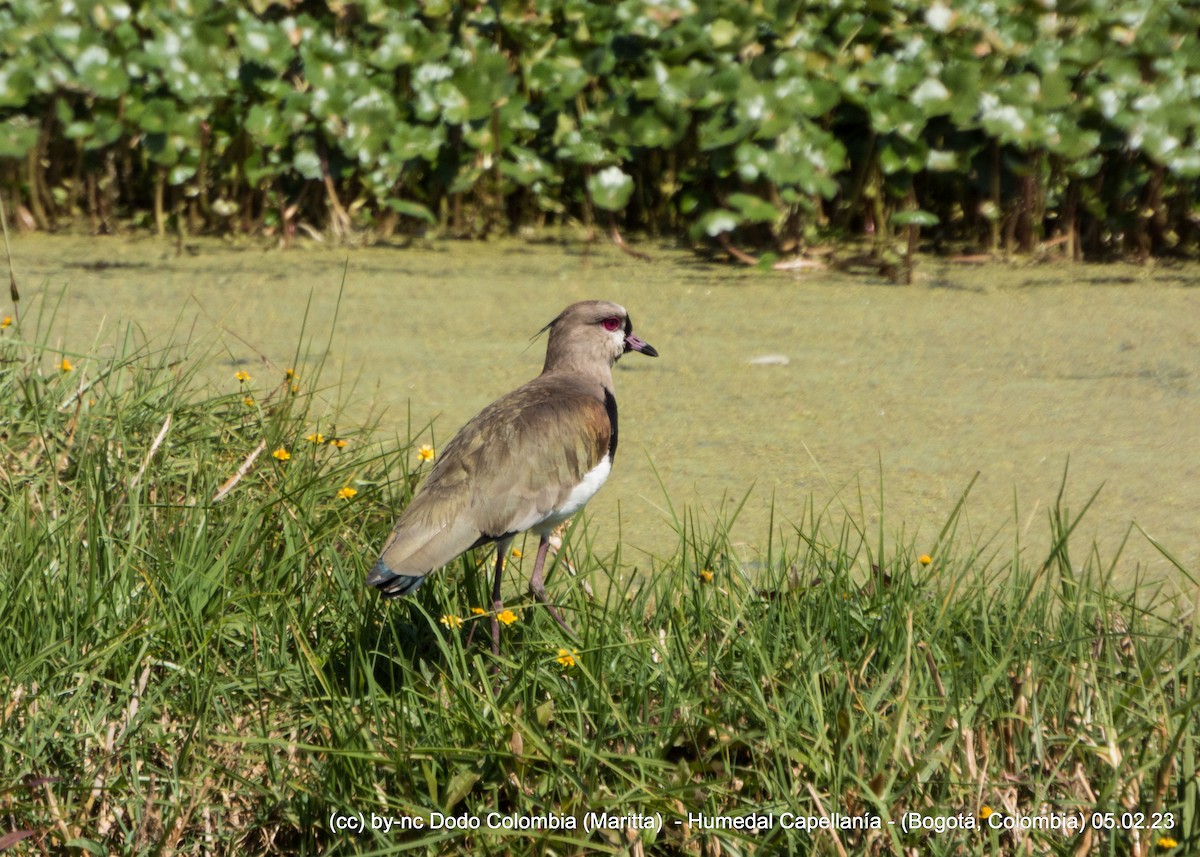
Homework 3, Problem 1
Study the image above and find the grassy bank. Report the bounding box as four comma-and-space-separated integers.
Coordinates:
0, 318, 1196, 856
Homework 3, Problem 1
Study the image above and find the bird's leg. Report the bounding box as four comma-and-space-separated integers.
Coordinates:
529, 533, 578, 639
490, 540, 509, 657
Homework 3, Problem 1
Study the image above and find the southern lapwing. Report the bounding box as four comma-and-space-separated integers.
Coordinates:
367, 300, 657, 652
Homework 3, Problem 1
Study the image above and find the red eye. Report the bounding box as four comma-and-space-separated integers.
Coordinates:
602, 317, 621, 332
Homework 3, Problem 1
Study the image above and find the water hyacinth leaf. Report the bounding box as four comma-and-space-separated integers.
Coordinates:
755, 252, 779, 271
293, 148, 322, 181
432, 80, 469, 125
730, 140, 766, 182
168, 163, 196, 185
879, 139, 927, 175
390, 123, 445, 163
527, 54, 589, 101
943, 61, 984, 126
925, 149, 958, 172
142, 133, 180, 167
245, 103, 289, 148
0, 58, 36, 108
236, 14, 293, 71
75, 44, 130, 99
63, 111, 122, 149
132, 98, 178, 135
625, 108, 686, 149
555, 132, 609, 165
727, 192, 778, 224
452, 51, 513, 122
700, 113, 754, 151
501, 147, 555, 186
910, 77, 951, 114
697, 208, 740, 237
488, 96, 539, 150
384, 199, 436, 223
867, 91, 928, 140
677, 190, 703, 215
448, 165, 485, 195
369, 20, 445, 70
0, 116, 38, 157
1040, 69, 1072, 110
587, 166, 633, 211
708, 19, 740, 50
242, 148, 284, 185
341, 87, 398, 161
891, 210, 939, 228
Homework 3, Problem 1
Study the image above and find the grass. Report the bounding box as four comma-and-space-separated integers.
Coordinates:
0, 311, 1197, 856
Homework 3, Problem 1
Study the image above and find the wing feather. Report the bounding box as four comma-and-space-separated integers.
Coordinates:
369, 375, 610, 587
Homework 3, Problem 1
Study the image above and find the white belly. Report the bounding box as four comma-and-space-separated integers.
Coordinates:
532, 455, 612, 534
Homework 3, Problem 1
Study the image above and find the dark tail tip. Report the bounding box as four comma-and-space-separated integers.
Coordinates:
366, 558, 426, 598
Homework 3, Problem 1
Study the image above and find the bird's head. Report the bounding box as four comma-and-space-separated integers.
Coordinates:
540, 300, 658, 373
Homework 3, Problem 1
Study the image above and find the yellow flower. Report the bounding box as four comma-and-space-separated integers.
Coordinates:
497, 609, 518, 626
980, 806, 993, 819
330, 438, 348, 449
272, 448, 291, 461
337, 486, 357, 500
235, 370, 251, 383
306, 432, 325, 444
243, 396, 255, 407
59, 357, 73, 372
470, 607, 487, 616
285, 368, 297, 379
511, 548, 523, 559
699, 569, 714, 583
556, 648, 578, 668
1157, 837, 1178, 849
417, 443, 435, 462
919, 554, 932, 566
1, 316, 11, 329
439, 614, 463, 629
290, 383, 300, 394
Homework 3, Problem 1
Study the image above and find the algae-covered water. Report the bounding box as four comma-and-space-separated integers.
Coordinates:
7, 233, 1199, 587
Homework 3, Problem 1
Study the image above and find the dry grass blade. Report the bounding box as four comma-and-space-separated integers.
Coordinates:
211, 439, 266, 504
131, 413, 172, 490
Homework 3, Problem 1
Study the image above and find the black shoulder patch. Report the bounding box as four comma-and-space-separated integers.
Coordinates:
604, 388, 619, 461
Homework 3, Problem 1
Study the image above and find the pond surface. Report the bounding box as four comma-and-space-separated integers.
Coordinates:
8, 233, 1199, 589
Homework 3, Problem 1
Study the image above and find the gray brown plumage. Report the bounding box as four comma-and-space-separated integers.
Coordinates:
366, 300, 657, 648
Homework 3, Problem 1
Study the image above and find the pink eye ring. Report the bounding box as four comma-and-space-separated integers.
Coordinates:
602, 317, 621, 331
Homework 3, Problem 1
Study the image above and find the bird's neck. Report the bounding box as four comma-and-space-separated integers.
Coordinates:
540, 356, 616, 390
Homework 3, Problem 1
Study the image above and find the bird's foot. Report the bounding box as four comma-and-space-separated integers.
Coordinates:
529, 582, 579, 641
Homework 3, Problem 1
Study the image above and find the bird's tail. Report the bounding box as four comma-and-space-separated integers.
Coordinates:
366, 558, 426, 598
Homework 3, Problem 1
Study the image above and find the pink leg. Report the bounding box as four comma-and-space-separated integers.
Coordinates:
489, 538, 510, 656
528, 533, 577, 638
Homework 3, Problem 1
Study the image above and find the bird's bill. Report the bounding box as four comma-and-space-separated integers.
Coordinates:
624, 334, 658, 357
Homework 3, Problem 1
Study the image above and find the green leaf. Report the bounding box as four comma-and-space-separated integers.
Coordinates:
727, 193, 777, 224
293, 149, 322, 181
385, 199, 436, 223
708, 19, 740, 50
891, 210, 939, 228
697, 209, 740, 237
0, 116, 38, 158
442, 769, 480, 812
501, 147, 555, 186
451, 50, 513, 122
75, 44, 130, 99
587, 166, 633, 211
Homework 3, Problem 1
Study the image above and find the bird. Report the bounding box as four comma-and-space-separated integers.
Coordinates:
366, 300, 657, 652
